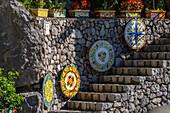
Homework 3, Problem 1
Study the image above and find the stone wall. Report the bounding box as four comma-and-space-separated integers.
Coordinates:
0, 0, 170, 112
34, 17, 169, 111
114, 68, 170, 113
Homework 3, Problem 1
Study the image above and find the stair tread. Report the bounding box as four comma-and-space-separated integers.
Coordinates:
78, 92, 125, 94
135, 52, 170, 53
112, 67, 162, 69
102, 75, 143, 77
48, 110, 81, 113
89, 83, 137, 86
124, 60, 170, 61
69, 100, 113, 104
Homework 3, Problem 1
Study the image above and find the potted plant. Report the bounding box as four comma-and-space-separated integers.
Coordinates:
29, 0, 48, 17
145, 0, 166, 19
69, 0, 91, 18
45, 0, 66, 18
166, 2, 170, 18
94, 0, 118, 18
0, 68, 25, 113
119, 0, 144, 18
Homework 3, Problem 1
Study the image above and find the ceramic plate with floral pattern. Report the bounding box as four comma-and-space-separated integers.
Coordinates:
89, 40, 114, 72
60, 65, 80, 98
42, 74, 55, 107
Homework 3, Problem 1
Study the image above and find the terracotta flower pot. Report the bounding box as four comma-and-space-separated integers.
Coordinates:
120, 10, 142, 18
94, 10, 116, 18
68, 10, 90, 18
48, 9, 66, 18
30, 8, 48, 17
145, 10, 166, 19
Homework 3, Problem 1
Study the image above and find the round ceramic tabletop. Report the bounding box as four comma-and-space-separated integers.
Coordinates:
42, 74, 55, 107
125, 19, 147, 49
60, 65, 80, 98
89, 40, 114, 72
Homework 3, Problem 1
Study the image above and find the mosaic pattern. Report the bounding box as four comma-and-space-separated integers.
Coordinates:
145, 11, 166, 19
125, 19, 147, 50
48, 10, 66, 18
30, 9, 48, 17
89, 40, 114, 72
42, 74, 55, 107
120, 10, 141, 18
68, 10, 90, 18
60, 65, 80, 98
94, 10, 115, 18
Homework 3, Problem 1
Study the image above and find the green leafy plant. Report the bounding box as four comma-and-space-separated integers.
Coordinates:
53, 0, 66, 9
29, 0, 46, 9
43, 0, 54, 9
0, 68, 25, 111
44, 0, 66, 9
145, 0, 164, 11
17, 0, 46, 9
96, 0, 118, 10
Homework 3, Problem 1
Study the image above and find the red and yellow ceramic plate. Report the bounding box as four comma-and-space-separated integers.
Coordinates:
60, 65, 80, 98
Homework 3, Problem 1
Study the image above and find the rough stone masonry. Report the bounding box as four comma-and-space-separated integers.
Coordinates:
0, 0, 170, 113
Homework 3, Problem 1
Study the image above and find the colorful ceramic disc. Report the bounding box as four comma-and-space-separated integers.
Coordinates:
89, 40, 114, 72
60, 65, 80, 98
125, 19, 147, 49
42, 74, 55, 107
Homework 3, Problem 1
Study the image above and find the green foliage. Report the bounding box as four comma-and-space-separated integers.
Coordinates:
96, 0, 118, 10
17, 0, 46, 9
146, 0, 164, 11
145, 7, 149, 11
44, 0, 66, 9
29, 0, 46, 9
156, 1, 163, 11
53, 0, 66, 9
43, 0, 54, 9
16, 0, 32, 10
0, 68, 25, 111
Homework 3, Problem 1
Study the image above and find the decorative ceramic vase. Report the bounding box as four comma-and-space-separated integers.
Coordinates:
48, 9, 66, 18
94, 10, 116, 18
167, 11, 170, 19
145, 11, 166, 19
30, 8, 48, 17
68, 10, 90, 18
120, 10, 142, 18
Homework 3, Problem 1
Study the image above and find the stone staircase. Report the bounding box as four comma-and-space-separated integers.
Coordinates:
49, 34, 170, 113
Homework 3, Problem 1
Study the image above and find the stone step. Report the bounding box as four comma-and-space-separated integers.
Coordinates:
67, 100, 114, 111
48, 110, 81, 113
89, 84, 130, 93
142, 45, 170, 52
161, 33, 170, 38
133, 52, 170, 60
76, 92, 123, 102
153, 38, 170, 45
122, 60, 169, 68
49, 110, 112, 113
111, 67, 163, 76
49, 110, 108, 113
99, 75, 140, 85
